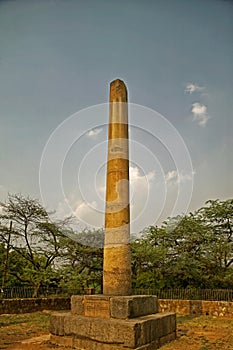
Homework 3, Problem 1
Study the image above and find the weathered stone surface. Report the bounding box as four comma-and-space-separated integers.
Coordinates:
51, 334, 160, 350
71, 295, 111, 318
50, 334, 74, 347
0, 297, 70, 315
64, 316, 137, 347
159, 332, 176, 347
71, 295, 158, 319
84, 295, 110, 318
50, 313, 67, 336
103, 79, 131, 296
159, 299, 233, 317
110, 295, 158, 319
103, 245, 131, 295
50, 311, 176, 349
71, 295, 84, 315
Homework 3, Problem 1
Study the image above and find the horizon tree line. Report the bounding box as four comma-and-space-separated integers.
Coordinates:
0, 194, 232, 295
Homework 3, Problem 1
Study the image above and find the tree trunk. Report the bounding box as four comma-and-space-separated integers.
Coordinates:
1, 221, 12, 292
32, 282, 41, 298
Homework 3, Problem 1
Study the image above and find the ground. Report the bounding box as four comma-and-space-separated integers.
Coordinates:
0, 311, 233, 350
161, 315, 233, 350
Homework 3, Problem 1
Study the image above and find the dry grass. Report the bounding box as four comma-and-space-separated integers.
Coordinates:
0, 312, 233, 349
161, 315, 233, 350
0, 312, 50, 349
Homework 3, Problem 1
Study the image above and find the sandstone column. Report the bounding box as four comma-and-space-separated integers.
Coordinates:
50, 80, 176, 349
103, 79, 131, 295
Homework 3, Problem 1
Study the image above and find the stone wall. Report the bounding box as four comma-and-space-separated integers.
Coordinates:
0, 297, 70, 314
1, 297, 233, 317
158, 299, 233, 317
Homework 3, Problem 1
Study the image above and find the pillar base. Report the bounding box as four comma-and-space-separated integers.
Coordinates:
50, 295, 176, 349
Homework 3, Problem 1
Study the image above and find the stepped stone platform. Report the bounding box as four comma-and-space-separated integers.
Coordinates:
50, 295, 176, 349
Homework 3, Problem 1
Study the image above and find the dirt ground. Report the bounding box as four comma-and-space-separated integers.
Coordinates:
0, 311, 233, 350
161, 315, 233, 350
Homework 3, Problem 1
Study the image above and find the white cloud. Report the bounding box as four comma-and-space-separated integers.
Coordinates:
178, 172, 195, 184
87, 128, 103, 137
130, 166, 155, 186
54, 197, 103, 228
129, 166, 156, 225
185, 83, 205, 94
192, 102, 207, 115
191, 102, 210, 127
166, 170, 195, 185
165, 170, 177, 182
74, 200, 103, 227
75, 200, 98, 217
54, 198, 73, 219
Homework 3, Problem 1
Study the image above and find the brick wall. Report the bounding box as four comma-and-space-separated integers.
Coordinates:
158, 299, 233, 317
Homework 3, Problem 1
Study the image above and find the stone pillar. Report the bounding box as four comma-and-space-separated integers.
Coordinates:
103, 79, 131, 295
50, 80, 176, 350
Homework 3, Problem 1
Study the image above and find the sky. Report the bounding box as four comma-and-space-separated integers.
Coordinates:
0, 0, 233, 235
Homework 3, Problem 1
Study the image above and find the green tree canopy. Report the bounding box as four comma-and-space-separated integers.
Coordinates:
0, 194, 72, 295
133, 199, 233, 289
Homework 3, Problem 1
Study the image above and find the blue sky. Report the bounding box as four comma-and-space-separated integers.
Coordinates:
0, 0, 232, 233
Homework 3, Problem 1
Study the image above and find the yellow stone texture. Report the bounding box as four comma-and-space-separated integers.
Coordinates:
103, 245, 131, 295
103, 79, 131, 295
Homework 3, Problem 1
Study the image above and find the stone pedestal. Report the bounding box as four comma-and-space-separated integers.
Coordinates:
50, 295, 176, 349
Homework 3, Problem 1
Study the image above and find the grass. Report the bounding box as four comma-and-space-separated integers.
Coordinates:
0, 312, 50, 328
161, 315, 233, 350
0, 312, 50, 341
0, 312, 233, 350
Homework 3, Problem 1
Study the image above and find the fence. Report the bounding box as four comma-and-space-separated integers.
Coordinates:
1, 287, 233, 301
0, 286, 83, 299
133, 288, 233, 301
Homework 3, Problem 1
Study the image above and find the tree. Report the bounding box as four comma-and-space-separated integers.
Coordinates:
134, 200, 233, 289
196, 199, 233, 287
1, 194, 232, 293
1, 221, 12, 290
0, 194, 71, 296
138, 215, 209, 289
131, 227, 167, 289
57, 229, 103, 293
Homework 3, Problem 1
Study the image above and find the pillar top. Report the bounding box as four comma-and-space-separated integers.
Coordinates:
110, 79, 127, 102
